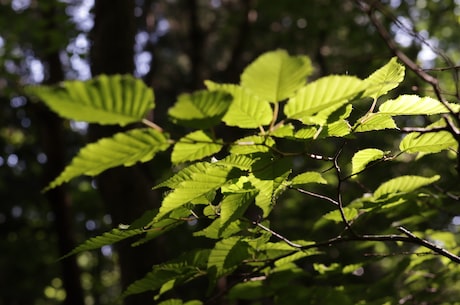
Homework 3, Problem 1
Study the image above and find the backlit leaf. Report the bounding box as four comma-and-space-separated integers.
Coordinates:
45, 128, 170, 191
373, 175, 440, 199
351, 148, 386, 175
363, 57, 405, 100
168, 90, 232, 128
205, 81, 272, 128
156, 164, 240, 220
241, 49, 313, 102
171, 130, 223, 164
400, 131, 457, 154
284, 75, 364, 122
378, 95, 460, 115
354, 113, 398, 132
290, 171, 327, 186
27, 74, 154, 126
208, 236, 250, 278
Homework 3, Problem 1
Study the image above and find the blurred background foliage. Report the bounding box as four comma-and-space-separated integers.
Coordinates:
1, 0, 460, 304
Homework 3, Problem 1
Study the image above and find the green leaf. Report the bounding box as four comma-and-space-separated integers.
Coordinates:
363, 57, 405, 100
323, 208, 359, 223
240, 49, 313, 102
205, 81, 272, 128
249, 157, 292, 216
229, 136, 275, 155
45, 128, 170, 191
156, 164, 240, 220
208, 236, 250, 278
378, 95, 460, 115
351, 148, 386, 175
219, 189, 257, 233
62, 228, 144, 259
354, 113, 398, 132
123, 250, 210, 298
168, 90, 232, 128
171, 130, 223, 164
215, 155, 257, 170
27, 74, 154, 126
284, 75, 364, 122
399, 131, 457, 154
290, 171, 327, 186
373, 175, 440, 199
154, 162, 209, 189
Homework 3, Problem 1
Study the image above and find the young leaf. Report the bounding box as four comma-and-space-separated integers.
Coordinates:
373, 175, 440, 199
400, 131, 457, 154
240, 49, 313, 102
354, 113, 398, 132
154, 162, 210, 189
229, 135, 275, 155
249, 157, 292, 216
208, 236, 250, 278
378, 95, 460, 115
323, 208, 358, 223
290, 171, 327, 186
61, 228, 145, 259
27, 74, 154, 126
351, 148, 385, 175
363, 57, 405, 100
168, 90, 232, 128
205, 81, 272, 128
156, 164, 240, 220
123, 250, 210, 298
171, 130, 223, 164
216, 155, 257, 170
45, 128, 170, 191
219, 189, 258, 233
284, 75, 364, 122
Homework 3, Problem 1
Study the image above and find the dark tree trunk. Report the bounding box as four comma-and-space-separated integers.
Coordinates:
35, 3, 85, 305
89, 1, 160, 304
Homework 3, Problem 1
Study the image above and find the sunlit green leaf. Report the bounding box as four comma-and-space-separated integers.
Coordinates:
229, 135, 275, 154
363, 57, 405, 100
208, 236, 250, 278
62, 228, 144, 259
373, 175, 440, 199
156, 164, 240, 220
290, 171, 327, 186
323, 208, 358, 223
351, 148, 386, 175
400, 131, 457, 154
284, 75, 364, 122
378, 95, 460, 115
168, 90, 232, 128
354, 113, 398, 132
240, 49, 313, 102
171, 130, 223, 164
249, 157, 292, 216
45, 128, 169, 191
27, 74, 154, 126
205, 81, 272, 128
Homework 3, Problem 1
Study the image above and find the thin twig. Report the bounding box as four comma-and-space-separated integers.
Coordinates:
294, 188, 339, 207
253, 221, 302, 248
142, 118, 163, 132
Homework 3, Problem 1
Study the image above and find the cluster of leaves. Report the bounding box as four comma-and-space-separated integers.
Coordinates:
27, 50, 460, 304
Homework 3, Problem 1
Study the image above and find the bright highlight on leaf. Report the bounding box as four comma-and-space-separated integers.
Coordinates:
27, 74, 155, 126
290, 171, 327, 186
205, 81, 272, 128
373, 175, 440, 199
284, 75, 364, 123
400, 131, 457, 154
240, 49, 313, 102
171, 130, 223, 164
351, 148, 386, 175
363, 57, 405, 100
378, 95, 460, 115
168, 90, 232, 128
45, 128, 170, 191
